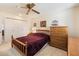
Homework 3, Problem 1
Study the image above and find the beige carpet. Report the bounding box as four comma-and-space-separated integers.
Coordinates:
0, 42, 67, 56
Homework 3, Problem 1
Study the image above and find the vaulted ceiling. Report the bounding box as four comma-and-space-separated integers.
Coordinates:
0, 3, 77, 18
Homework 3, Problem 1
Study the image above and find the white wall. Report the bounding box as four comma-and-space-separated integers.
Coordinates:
45, 6, 79, 37
49, 7, 79, 37
32, 4, 79, 37
46, 9, 73, 37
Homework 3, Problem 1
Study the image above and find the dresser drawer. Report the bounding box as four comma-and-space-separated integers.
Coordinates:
52, 44, 67, 51
50, 26, 68, 51
51, 31, 67, 35
51, 39, 67, 44
51, 36, 68, 41
50, 27, 67, 32
51, 34, 67, 37
50, 27, 67, 34
50, 41, 67, 51
51, 38, 67, 44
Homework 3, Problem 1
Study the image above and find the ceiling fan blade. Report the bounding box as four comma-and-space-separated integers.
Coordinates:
26, 9, 30, 15
32, 9, 40, 14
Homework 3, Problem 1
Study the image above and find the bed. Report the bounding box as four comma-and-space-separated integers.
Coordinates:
11, 30, 50, 56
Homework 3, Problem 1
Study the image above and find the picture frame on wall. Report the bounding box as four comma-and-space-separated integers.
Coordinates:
40, 21, 46, 27
33, 23, 37, 27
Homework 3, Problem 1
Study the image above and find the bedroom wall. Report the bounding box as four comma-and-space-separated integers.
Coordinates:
46, 6, 79, 37
30, 4, 77, 36
45, 4, 78, 38
33, 4, 79, 37
46, 8, 73, 37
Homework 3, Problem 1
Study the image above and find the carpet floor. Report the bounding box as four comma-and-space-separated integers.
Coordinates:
0, 42, 67, 56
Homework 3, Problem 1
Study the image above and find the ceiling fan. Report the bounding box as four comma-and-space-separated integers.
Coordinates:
21, 3, 40, 15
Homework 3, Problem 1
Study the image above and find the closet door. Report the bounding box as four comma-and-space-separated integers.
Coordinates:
4, 19, 27, 42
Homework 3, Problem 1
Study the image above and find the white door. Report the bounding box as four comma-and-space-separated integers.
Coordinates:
4, 18, 27, 42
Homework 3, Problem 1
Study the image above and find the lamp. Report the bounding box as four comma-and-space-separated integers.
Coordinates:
51, 20, 58, 26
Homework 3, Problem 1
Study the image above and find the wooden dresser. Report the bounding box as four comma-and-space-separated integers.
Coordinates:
50, 26, 68, 51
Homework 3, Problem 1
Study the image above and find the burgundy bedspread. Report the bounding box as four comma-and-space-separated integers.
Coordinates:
16, 33, 50, 56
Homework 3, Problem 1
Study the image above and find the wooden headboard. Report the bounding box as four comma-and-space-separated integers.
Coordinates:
36, 29, 50, 35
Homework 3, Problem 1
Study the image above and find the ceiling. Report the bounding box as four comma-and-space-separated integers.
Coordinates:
0, 3, 77, 17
